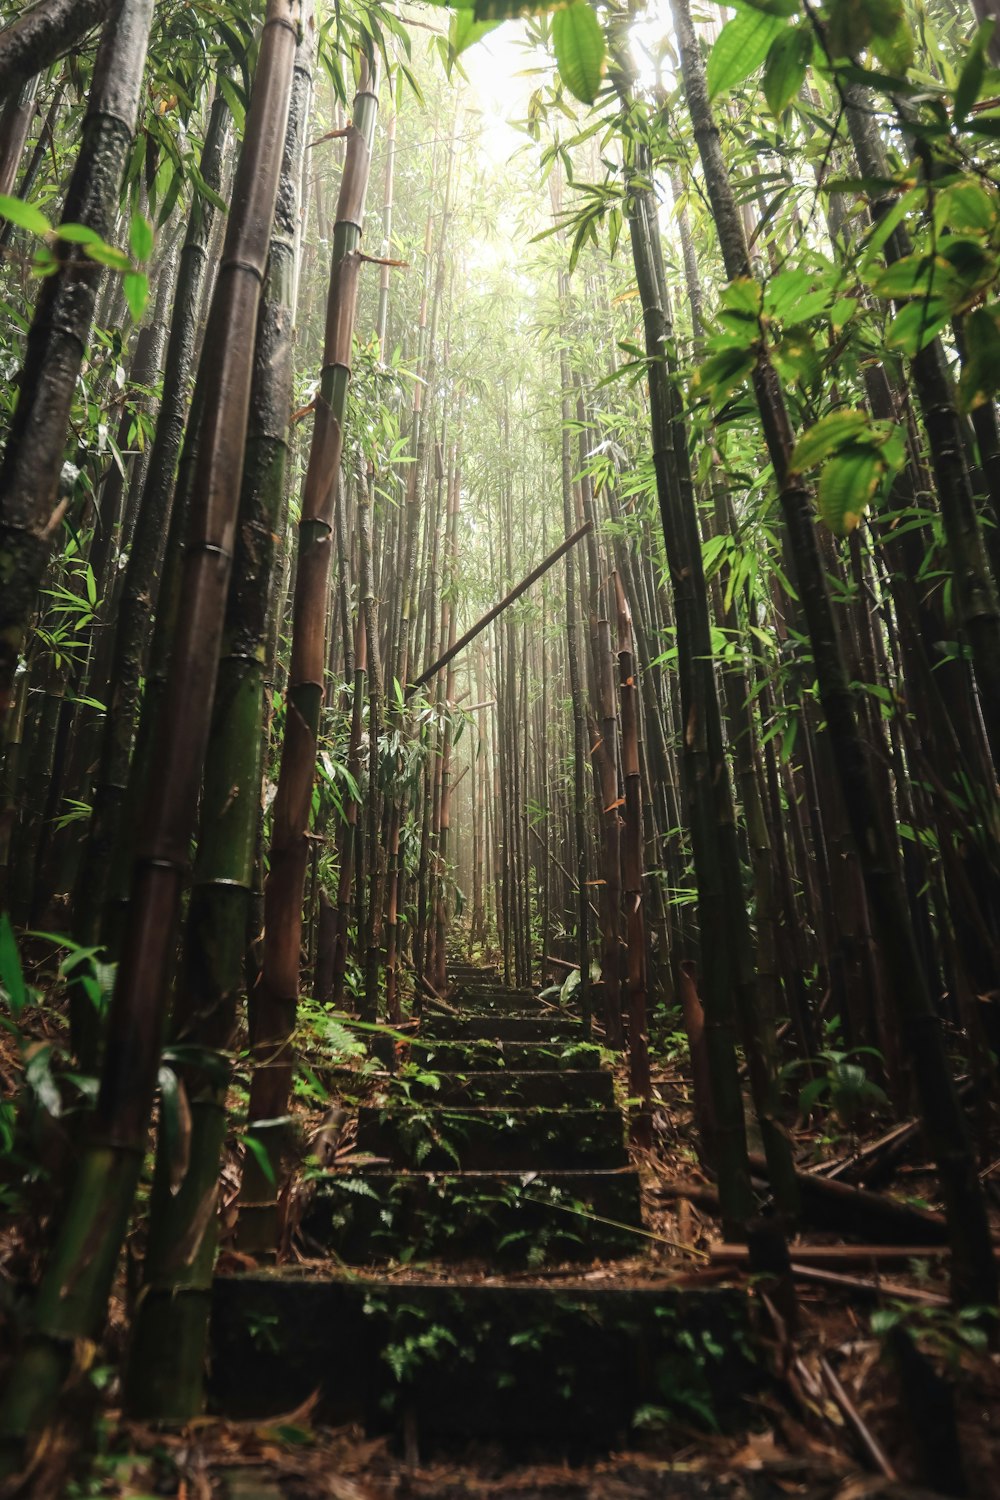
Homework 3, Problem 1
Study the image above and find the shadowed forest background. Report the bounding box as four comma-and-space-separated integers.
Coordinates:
1, 0, 1000, 1495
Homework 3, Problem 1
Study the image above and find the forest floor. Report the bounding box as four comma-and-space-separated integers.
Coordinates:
2, 959, 1000, 1500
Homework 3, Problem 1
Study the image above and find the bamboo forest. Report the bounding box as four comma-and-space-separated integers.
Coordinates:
2, 0, 1000, 1493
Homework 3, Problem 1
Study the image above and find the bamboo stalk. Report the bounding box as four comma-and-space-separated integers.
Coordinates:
0, 1, 301, 1468
239, 51, 380, 1249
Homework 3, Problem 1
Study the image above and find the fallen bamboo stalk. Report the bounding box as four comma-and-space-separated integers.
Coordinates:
789, 1263, 949, 1305
819, 1354, 898, 1480
747, 1152, 949, 1244
711, 1243, 949, 1266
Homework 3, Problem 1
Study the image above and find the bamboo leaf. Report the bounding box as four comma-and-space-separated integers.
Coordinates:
128, 210, 153, 263
0, 193, 51, 236
817, 444, 882, 535
763, 26, 812, 115
958, 305, 1000, 412
788, 409, 872, 472
450, 9, 502, 60
0, 913, 27, 1018
552, 2, 606, 106
123, 271, 149, 322
954, 23, 991, 121
885, 296, 951, 355
707, 6, 787, 98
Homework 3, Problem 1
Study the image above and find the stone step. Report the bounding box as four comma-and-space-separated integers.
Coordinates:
405, 1037, 602, 1072
356, 1105, 627, 1171
447, 965, 500, 983
421, 1014, 582, 1043
452, 984, 538, 1006
209, 1273, 754, 1442
301, 1167, 643, 1262
401, 1069, 614, 1108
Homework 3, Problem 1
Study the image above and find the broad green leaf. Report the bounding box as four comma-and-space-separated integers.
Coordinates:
763, 26, 811, 115
55, 222, 101, 247
123, 271, 149, 322
870, 16, 913, 73
955, 23, 991, 122
958, 305, 1000, 412
450, 9, 502, 59
869, 251, 934, 300
0, 913, 27, 1018
552, 2, 606, 106
885, 296, 951, 355
707, 6, 787, 99
129, 210, 153, 263
721, 276, 764, 320
817, 444, 882, 534
0, 193, 50, 236
74, 236, 131, 271
691, 343, 757, 403
733, 0, 799, 14
789, 408, 871, 472
934, 181, 996, 235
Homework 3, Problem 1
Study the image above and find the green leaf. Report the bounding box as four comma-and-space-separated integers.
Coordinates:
955, 23, 991, 123
0, 193, 51, 236
244, 1132, 277, 1186
870, 16, 913, 73
129, 210, 153, 263
217, 72, 247, 132
885, 296, 951, 355
26, 1045, 62, 1117
0, 913, 27, 1018
55, 222, 101, 247
123, 271, 149, 322
763, 26, 811, 115
552, 2, 606, 106
934, 181, 996, 235
817, 444, 882, 535
691, 343, 757, 403
450, 9, 502, 59
79, 237, 131, 271
735, 0, 800, 15
789, 408, 872, 471
707, 6, 787, 98
869, 251, 934, 300
958, 305, 1000, 412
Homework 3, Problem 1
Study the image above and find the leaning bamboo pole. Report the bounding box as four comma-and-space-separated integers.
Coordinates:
238, 53, 380, 1249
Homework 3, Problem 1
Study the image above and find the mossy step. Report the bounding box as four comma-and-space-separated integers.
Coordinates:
421, 1014, 582, 1042
404, 1037, 602, 1072
453, 983, 538, 1004
301, 1167, 643, 1262
356, 1105, 627, 1171
400, 1069, 614, 1107
209, 1272, 755, 1442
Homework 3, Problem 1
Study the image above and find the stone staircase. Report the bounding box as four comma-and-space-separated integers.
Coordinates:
209, 962, 752, 1444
